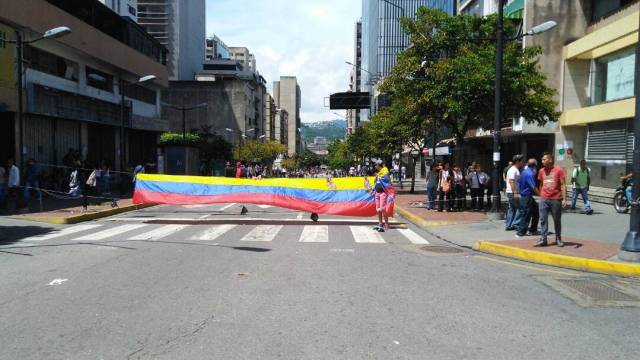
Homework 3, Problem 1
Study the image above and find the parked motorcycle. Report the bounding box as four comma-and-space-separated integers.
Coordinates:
613, 178, 632, 213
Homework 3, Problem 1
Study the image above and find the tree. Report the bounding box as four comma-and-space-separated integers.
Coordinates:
281, 157, 298, 172
298, 148, 322, 168
235, 140, 287, 168
381, 8, 559, 160
327, 139, 354, 170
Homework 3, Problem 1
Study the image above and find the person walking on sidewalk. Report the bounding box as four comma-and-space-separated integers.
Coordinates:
6, 158, 20, 212
372, 160, 392, 232
0, 163, 6, 209
425, 163, 438, 210
505, 155, 525, 230
536, 152, 567, 247
516, 159, 540, 238
437, 163, 453, 212
570, 159, 593, 215
23, 158, 42, 205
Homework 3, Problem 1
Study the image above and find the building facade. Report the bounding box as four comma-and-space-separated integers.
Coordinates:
273, 76, 302, 156
360, 0, 447, 120
558, 0, 639, 190
137, 0, 205, 80
205, 35, 231, 60
264, 93, 276, 141
98, 0, 139, 22
347, 20, 363, 134
162, 59, 267, 146
0, 0, 168, 172
228, 47, 257, 74
275, 108, 289, 146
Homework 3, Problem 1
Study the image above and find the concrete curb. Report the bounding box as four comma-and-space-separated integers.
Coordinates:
12, 203, 155, 225
473, 241, 640, 278
394, 205, 483, 227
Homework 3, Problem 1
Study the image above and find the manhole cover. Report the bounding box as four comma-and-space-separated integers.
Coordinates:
557, 279, 638, 302
420, 245, 464, 254
535, 276, 640, 308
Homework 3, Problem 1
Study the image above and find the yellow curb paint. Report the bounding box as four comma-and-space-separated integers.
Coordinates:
11, 204, 154, 225
474, 241, 640, 278
474, 255, 579, 277
394, 205, 484, 228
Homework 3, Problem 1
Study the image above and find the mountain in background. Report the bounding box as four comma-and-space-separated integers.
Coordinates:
301, 119, 347, 144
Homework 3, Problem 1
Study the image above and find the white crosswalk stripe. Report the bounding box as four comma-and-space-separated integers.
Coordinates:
256, 205, 273, 209
397, 228, 430, 244
73, 224, 147, 241
128, 225, 189, 241
349, 226, 386, 243
299, 225, 329, 242
241, 225, 283, 242
191, 225, 237, 241
22, 224, 103, 242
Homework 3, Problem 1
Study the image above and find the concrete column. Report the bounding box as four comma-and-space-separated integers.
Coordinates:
80, 122, 88, 161
114, 129, 121, 171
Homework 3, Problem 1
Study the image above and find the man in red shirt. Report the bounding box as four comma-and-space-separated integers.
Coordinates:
536, 152, 568, 247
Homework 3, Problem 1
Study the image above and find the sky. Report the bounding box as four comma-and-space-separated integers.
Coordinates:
206, 0, 361, 123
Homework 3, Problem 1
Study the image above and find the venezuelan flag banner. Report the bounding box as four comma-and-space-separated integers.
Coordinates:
133, 174, 395, 217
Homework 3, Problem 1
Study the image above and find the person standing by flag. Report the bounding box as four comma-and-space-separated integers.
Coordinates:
371, 160, 393, 232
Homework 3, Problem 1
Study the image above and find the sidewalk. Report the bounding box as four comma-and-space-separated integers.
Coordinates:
5, 197, 153, 224
395, 193, 640, 277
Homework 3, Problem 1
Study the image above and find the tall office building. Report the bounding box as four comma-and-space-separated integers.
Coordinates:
229, 47, 257, 73
273, 77, 302, 156
99, 0, 139, 21
347, 21, 363, 133
361, 0, 442, 119
138, 0, 205, 80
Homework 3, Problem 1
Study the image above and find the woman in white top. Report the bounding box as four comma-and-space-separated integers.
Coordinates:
437, 163, 453, 212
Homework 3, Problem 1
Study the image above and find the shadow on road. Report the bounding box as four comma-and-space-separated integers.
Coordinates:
0, 226, 55, 246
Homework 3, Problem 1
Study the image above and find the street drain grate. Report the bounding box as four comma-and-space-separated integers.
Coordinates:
556, 279, 638, 302
420, 245, 464, 254
535, 276, 640, 308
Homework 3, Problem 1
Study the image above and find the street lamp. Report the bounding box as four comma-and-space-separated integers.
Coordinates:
490, 0, 556, 216
162, 101, 208, 142
116, 74, 155, 172
7, 26, 71, 166
619, 10, 640, 262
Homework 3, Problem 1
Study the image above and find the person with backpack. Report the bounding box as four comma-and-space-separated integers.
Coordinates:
570, 159, 593, 214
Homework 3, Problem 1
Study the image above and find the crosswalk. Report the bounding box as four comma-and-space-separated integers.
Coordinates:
17, 223, 430, 245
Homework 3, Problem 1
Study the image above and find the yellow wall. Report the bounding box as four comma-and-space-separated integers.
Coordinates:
0, 22, 15, 111
560, 98, 635, 127
564, 11, 638, 60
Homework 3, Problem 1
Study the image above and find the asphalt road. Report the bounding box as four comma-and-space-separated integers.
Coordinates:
1, 204, 639, 360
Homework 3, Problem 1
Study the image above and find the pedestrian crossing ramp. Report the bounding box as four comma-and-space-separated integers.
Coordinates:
18, 223, 431, 246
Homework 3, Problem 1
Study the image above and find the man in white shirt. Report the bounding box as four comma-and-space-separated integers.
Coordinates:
505, 154, 525, 230
6, 159, 20, 211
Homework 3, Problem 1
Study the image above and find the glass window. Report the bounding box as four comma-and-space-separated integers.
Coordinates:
593, 46, 635, 104
86, 66, 114, 92
123, 82, 156, 104
23, 46, 78, 81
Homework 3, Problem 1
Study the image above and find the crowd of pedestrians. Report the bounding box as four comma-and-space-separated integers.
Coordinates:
425, 161, 491, 212
424, 153, 595, 247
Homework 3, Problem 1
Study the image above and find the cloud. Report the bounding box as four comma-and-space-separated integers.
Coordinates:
206, 0, 361, 123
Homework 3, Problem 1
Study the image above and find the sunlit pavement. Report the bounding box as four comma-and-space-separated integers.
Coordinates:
1, 204, 639, 359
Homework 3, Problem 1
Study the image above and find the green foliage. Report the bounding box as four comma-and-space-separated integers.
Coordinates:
281, 157, 299, 171
327, 140, 354, 170
159, 132, 202, 146
298, 148, 322, 168
380, 7, 559, 146
235, 140, 287, 164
